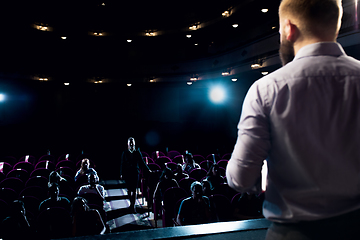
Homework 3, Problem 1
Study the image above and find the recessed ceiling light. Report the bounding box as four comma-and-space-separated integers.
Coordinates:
127, 39, 132, 43
231, 78, 238, 82
222, 10, 230, 17
251, 63, 261, 69
127, 83, 132, 87
261, 9, 269, 13
187, 81, 193, 86
64, 83, 70, 86
261, 72, 269, 75
232, 24, 239, 28
61, 36, 67, 40
186, 35, 192, 38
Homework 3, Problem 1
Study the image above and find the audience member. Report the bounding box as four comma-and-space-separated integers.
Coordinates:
120, 137, 151, 212
0, 200, 33, 240
75, 158, 98, 182
226, 0, 360, 239
153, 167, 180, 201
201, 179, 212, 197
71, 197, 106, 237
173, 163, 189, 182
49, 170, 67, 187
78, 174, 105, 199
182, 153, 200, 174
39, 183, 71, 213
205, 164, 225, 192
176, 181, 212, 226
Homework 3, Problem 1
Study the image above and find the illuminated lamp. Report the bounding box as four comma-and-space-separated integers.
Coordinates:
209, 86, 226, 103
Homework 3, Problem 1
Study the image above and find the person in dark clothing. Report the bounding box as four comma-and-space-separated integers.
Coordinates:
205, 164, 225, 192
0, 200, 33, 240
120, 137, 151, 212
153, 167, 180, 213
174, 163, 189, 182
39, 183, 71, 213
71, 197, 106, 237
176, 181, 212, 226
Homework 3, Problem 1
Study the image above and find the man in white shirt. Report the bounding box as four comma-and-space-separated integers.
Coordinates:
226, 0, 360, 239
78, 174, 106, 201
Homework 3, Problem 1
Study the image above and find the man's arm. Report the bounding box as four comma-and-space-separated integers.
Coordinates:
226, 83, 271, 193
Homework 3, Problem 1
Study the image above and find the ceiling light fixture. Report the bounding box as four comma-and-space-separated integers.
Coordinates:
222, 10, 230, 17
232, 24, 239, 28
231, 78, 238, 82
61, 36, 67, 40
145, 31, 156, 36
251, 63, 261, 69
261, 9, 269, 13
186, 35, 192, 38
187, 81, 193, 86
127, 83, 132, 87
189, 23, 200, 30
261, 72, 269, 75
222, 71, 230, 76
64, 83, 70, 86
127, 39, 132, 42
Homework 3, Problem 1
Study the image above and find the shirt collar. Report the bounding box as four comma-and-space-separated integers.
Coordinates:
294, 42, 346, 61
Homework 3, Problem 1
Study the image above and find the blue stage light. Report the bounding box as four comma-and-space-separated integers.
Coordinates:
209, 86, 226, 103
0, 94, 5, 102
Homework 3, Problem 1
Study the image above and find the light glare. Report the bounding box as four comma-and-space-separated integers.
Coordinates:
210, 86, 226, 103
0, 94, 5, 102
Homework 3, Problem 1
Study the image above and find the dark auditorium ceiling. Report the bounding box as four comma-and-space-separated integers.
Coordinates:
1, 0, 283, 84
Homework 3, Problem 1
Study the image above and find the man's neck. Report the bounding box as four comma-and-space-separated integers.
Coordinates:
294, 37, 336, 56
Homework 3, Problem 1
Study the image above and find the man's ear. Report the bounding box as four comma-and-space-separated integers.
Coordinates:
284, 19, 299, 42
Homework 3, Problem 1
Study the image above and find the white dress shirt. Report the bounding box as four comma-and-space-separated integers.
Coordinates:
226, 42, 360, 223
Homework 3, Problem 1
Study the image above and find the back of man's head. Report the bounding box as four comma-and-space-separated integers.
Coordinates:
279, 0, 342, 40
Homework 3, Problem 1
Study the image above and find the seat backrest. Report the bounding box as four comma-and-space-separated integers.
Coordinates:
178, 177, 196, 196
199, 160, 214, 171
172, 155, 184, 164
167, 150, 181, 159
162, 187, 188, 210
189, 168, 207, 181
0, 177, 24, 194
13, 161, 34, 174
35, 160, 55, 171
217, 159, 229, 169
26, 175, 49, 189
6, 168, 29, 183
56, 160, 75, 171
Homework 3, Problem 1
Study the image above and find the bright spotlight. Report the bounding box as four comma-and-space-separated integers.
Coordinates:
0, 94, 5, 102
209, 86, 226, 103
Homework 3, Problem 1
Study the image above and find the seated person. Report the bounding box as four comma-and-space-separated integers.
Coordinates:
71, 197, 106, 237
173, 163, 189, 182
48, 170, 68, 190
74, 158, 98, 182
176, 181, 212, 226
205, 164, 225, 192
77, 174, 105, 200
201, 179, 212, 197
182, 153, 200, 174
153, 167, 179, 200
153, 167, 179, 214
0, 200, 33, 239
39, 183, 71, 213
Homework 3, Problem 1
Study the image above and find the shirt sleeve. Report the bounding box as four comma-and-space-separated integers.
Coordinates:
226, 82, 271, 193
